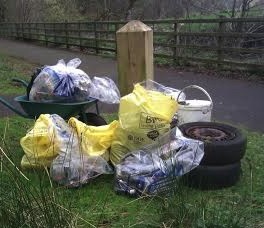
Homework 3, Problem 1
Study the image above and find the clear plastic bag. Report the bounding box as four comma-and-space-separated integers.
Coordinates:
50, 118, 113, 188
50, 137, 113, 188
114, 127, 204, 196
139, 80, 186, 101
89, 77, 120, 104
29, 58, 92, 102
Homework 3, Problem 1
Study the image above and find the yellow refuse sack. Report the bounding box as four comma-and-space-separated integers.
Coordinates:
21, 114, 118, 168
68, 117, 118, 160
20, 114, 71, 168
110, 84, 177, 165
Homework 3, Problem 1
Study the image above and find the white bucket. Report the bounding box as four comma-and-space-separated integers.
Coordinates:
177, 85, 213, 125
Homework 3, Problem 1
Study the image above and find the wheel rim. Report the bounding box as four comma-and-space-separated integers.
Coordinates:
185, 126, 236, 142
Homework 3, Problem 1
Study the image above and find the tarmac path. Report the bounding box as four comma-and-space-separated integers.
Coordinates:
0, 39, 263, 132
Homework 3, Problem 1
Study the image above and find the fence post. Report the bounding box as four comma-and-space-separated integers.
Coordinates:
21, 23, 24, 40
217, 19, 224, 67
28, 23, 31, 40
65, 22, 69, 49
8, 23, 11, 38
44, 23, 48, 46
173, 22, 180, 65
53, 23, 56, 44
16, 23, 19, 39
114, 23, 118, 57
78, 22, 83, 51
94, 21, 99, 54
116, 20, 154, 96
14, 23, 18, 40
34, 23, 37, 41
106, 23, 109, 39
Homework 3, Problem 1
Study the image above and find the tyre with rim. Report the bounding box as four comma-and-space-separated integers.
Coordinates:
179, 122, 247, 166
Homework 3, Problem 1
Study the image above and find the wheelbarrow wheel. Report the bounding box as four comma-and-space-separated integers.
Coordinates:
179, 122, 247, 166
78, 112, 107, 126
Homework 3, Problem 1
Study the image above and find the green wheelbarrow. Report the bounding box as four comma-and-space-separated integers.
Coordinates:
0, 79, 100, 124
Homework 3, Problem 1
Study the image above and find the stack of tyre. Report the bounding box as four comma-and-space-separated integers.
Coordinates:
179, 122, 247, 189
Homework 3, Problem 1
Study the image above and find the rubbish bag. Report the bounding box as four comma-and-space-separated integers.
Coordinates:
29, 58, 92, 102
20, 114, 72, 168
114, 127, 204, 196
68, 117, 119, 160
138, 80, 186, 101
110, 83, 178, 165
89, 77, 120, 104
26, 66, 45, 100
50, 127, 113, 188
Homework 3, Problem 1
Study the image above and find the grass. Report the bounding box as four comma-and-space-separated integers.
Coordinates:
0, 116, 264, 227
0, 54, 38, 95
0, 54, 264, 227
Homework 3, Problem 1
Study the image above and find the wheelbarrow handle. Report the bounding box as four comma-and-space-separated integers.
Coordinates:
12, 78, 29, 88
0, 97, 28, 118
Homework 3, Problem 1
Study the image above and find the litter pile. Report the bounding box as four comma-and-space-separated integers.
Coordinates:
18, 58, 246, 194
21, 114, 117, 187
29, 58, 120, 104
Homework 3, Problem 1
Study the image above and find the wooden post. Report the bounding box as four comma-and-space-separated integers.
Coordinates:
22, 23, 24, 40
53, 23, 56, 44
15, 23, 19, 39
65, 22, 69, 48
35, 23, 37, 41
94, 21, 99, 54
27, 23, 29, 39
114, 23, 119, 57
217, 18, 225, 68
173, 22, 180, 65
78, 22, 83, 51
44, 23, 48, 46
116, 20, 153, 96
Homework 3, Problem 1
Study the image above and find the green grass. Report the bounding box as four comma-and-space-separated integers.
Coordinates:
0, 54, 38, 95
0, 116, 264, 227
0, 54, 264, 227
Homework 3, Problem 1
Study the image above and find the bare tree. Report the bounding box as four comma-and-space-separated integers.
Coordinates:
124, 0, 139, 20
5, 0, 46, 22
0, 0, 7, 22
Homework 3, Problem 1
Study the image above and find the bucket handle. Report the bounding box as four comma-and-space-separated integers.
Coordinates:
177, 85, 213, 106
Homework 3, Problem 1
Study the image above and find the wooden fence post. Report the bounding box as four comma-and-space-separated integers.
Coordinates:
65, 22, 69, 48
22, 23, 24, 40
53, 23, 56, 44
114, 23, 119, 57
78, 22, 83, 51
44, 23, 48, 46
217, 18, 224, 67
116, 20, 154, 96
28, 23, 31, 40
173, 22, 180, 65
15, 23, 19, 39
94, 21, 99, 54
35, 23, 37, 41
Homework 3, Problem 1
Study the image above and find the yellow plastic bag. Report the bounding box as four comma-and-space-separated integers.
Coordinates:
68, 117, 118, 160
20, 114, 72, 168
110, 84, 177, 165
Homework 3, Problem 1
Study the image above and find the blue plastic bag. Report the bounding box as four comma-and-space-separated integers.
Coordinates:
29, 58, 92, 102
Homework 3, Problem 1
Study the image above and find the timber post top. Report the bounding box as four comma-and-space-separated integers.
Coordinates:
116, 20, 152, 33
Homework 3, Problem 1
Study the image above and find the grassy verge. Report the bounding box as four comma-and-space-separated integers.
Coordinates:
0, 54, 264, 227
0, 54, 38, 95
1, 116, 264, 227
